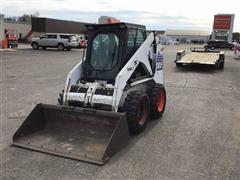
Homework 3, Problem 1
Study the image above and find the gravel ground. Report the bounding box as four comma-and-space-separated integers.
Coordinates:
0, 45, 240, 180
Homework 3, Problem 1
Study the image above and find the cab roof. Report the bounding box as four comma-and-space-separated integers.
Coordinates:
85, 22, 146, 31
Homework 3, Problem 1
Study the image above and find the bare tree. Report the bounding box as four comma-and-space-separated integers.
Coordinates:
18, 12, 40, 22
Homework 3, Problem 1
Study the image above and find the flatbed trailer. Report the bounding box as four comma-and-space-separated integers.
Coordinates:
175, 47, 225, 69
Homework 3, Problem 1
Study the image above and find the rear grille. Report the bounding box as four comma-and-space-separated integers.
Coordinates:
95, 88, 114, 96
70, 85, 88, 93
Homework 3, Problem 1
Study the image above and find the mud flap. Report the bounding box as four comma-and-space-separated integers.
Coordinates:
12, 104, 130, 165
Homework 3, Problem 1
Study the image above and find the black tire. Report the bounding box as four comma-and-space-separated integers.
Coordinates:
66, 47, 72, 51
176, 63, 183, 67
217, 54, 225, 69
220, 61, 224, 69
31, 42, 39, 50
217, 60, 224, 69
149, 84, 166, 119
58, 43, 65, 51
124, 91, 150, 134
210, 46, 215, 50
42, 46, 47, 50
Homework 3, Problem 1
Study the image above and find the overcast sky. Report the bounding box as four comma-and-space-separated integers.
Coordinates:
1, 0, 240, 32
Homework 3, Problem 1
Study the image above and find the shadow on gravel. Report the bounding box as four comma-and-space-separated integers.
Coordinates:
105, 118, 163, 165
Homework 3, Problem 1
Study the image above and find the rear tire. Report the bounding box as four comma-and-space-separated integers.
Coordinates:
42, 46, 47, 50
32, 42, 39, 50
124, 91, 150, 134
58, 43, 65, 51
66, 47, 72, 51
149, 84, 166, 119
217, 54, 225, 69
210, 46, 215, 50
217, 61, 224, 69
176, 63, 183, 67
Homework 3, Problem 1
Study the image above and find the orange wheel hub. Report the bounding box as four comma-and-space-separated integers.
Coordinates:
139, 97, 147, 125
157, 90, 165, 112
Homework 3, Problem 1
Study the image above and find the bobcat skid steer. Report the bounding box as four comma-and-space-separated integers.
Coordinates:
13, 23, 166, 165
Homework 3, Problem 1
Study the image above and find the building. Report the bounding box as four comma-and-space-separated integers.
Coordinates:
31, 17, 89, 34
29, 17, 91, 42
164, 29, 210, 43
0, 16, 92, 45
98, 16, 120, 24
4, 21, 31, 40
0, 15, 32, 47
146, 30, 165, 37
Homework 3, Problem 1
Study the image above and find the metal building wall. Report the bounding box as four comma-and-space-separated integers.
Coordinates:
4, 21, 31, 37
32, 17, 89, 34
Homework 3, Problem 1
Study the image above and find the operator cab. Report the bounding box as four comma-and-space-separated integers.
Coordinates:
82, 23, 146, 84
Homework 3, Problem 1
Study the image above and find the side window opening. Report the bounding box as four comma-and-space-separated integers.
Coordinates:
127, 29, 137, 48
125, 29, 145, 63
40, 34, 47, 39
128, 62, 150, 83
60, 35, 70, 39
47, 34, 57, 39
136, 29, 144, 46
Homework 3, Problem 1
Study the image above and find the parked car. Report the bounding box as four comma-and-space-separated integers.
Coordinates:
204, 40, 234, 50
31, 33, 78, 51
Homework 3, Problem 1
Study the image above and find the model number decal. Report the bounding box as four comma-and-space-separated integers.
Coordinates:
127, 60, 138, 71
127, 67, 134, 71
156, 52, 163, 70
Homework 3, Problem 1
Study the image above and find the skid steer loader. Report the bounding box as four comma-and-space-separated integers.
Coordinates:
13, 23, 166, 165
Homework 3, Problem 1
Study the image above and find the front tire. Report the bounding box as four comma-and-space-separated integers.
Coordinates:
31, 42, 39, 50
149, 84, 166, 119
124, 91, 150, 134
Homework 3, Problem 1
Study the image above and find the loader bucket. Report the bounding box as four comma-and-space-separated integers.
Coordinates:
12, 104, 130, 165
